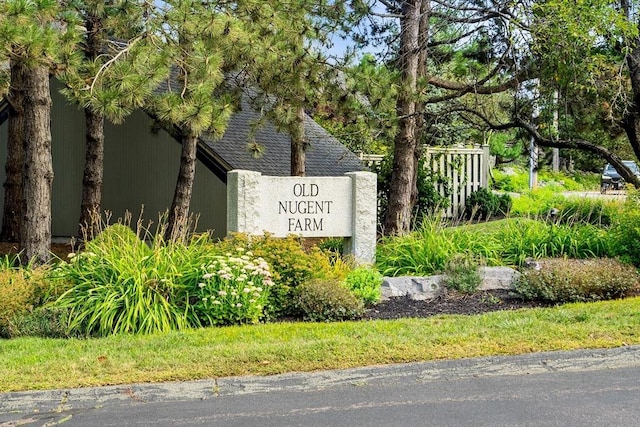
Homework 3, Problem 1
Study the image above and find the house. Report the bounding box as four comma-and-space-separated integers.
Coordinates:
0, 80, 365, 238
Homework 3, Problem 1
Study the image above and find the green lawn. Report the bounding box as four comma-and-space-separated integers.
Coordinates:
2, 296, 640, 392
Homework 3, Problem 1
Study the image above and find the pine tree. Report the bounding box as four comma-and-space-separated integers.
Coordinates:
149, 1, 249, 241
237, 0, 355, 177
60, 0, 166, 239
0, 0, 81, 264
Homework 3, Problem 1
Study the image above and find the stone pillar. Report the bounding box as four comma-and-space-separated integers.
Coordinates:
227, 170, 262, 234
345, 171, 377, 265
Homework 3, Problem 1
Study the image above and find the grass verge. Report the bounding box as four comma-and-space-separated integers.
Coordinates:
2, 296, 640, 392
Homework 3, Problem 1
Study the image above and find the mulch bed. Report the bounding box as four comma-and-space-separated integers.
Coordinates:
362, 289, 558, 320
0, 242, 75, 261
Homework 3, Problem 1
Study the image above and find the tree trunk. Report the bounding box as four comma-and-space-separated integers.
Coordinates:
291, 105, 306, 176
383, 0, 422, 235
165, 131, 198, 241
78, 12, 106, 239
619, 0, 640, 169
78, 107, 105, 239
412, 0, 430, 208
1, 60, 25, 242
21, 65, 53, 265
623, 34, 640, 164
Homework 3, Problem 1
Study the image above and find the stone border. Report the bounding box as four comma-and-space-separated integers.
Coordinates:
381, 266, 521, 300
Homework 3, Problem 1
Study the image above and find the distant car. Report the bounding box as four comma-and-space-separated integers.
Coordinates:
600, 160, 640, 193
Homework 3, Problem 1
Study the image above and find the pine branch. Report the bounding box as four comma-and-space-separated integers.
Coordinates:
91, 35, 142, 94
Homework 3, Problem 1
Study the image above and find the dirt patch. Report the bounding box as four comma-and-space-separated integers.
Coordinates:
0, 242, 75, 261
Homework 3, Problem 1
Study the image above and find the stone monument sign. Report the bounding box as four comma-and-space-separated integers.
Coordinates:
227, 170, 376, 265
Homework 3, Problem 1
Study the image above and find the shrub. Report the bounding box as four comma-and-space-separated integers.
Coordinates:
294, 279, 364, 322
317, 237, 344, 265
492, 166, 532, 192
344, 267, 383, 305
608, 190, 640, 266
463, 188, 511, 219
216, 233, 338, 318
515, 258, 640, 303
442, 254, 482, 294
0, 267, 52, 337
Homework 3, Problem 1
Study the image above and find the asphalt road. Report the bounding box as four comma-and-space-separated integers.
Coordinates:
2, 345, 640, 426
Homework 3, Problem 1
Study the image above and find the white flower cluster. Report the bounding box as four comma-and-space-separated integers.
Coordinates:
66, 250, 98, 263
202, 254, 273, 288
195, 251, 275, 320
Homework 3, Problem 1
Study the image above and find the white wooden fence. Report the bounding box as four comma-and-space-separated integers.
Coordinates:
360, 145, 490, 218
425, 145, 490, 217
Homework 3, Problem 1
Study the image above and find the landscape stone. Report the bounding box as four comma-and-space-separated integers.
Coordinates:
477, 266, 520, 290
381, 275, 445, 301
381, 266, 520, 301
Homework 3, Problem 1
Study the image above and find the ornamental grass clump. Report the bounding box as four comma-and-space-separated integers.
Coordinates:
376, 219, 475, 276
491, 218, 608, 266
376, 217, 610, 277
53, 224, 276, 336
553, 197, 621, 226
54, 241, 189, 336
515, 258, 640, 303
191, 253, 274, 326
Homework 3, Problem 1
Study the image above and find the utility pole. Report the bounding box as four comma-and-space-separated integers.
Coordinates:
552, 89, 560, 172
529, 81, 539, 190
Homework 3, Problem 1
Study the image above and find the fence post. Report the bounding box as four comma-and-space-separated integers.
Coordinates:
481, 144, 490, 188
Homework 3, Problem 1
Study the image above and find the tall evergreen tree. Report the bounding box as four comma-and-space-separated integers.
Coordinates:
0, 0, 80, 264
152, 0, 354, 237
383, 0, 425, 235
238, 0, 360, 177
342, 0, 528, 234
148, 1, 250, 241
60, 0, 166, 239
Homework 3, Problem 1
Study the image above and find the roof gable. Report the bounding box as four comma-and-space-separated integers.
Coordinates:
199, 101, 364, 178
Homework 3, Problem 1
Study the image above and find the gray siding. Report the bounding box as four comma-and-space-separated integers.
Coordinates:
0, 81, 228, 238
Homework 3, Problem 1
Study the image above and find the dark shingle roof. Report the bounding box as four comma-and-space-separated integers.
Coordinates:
1, 80, 366, 180
200, 101, 364, 178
